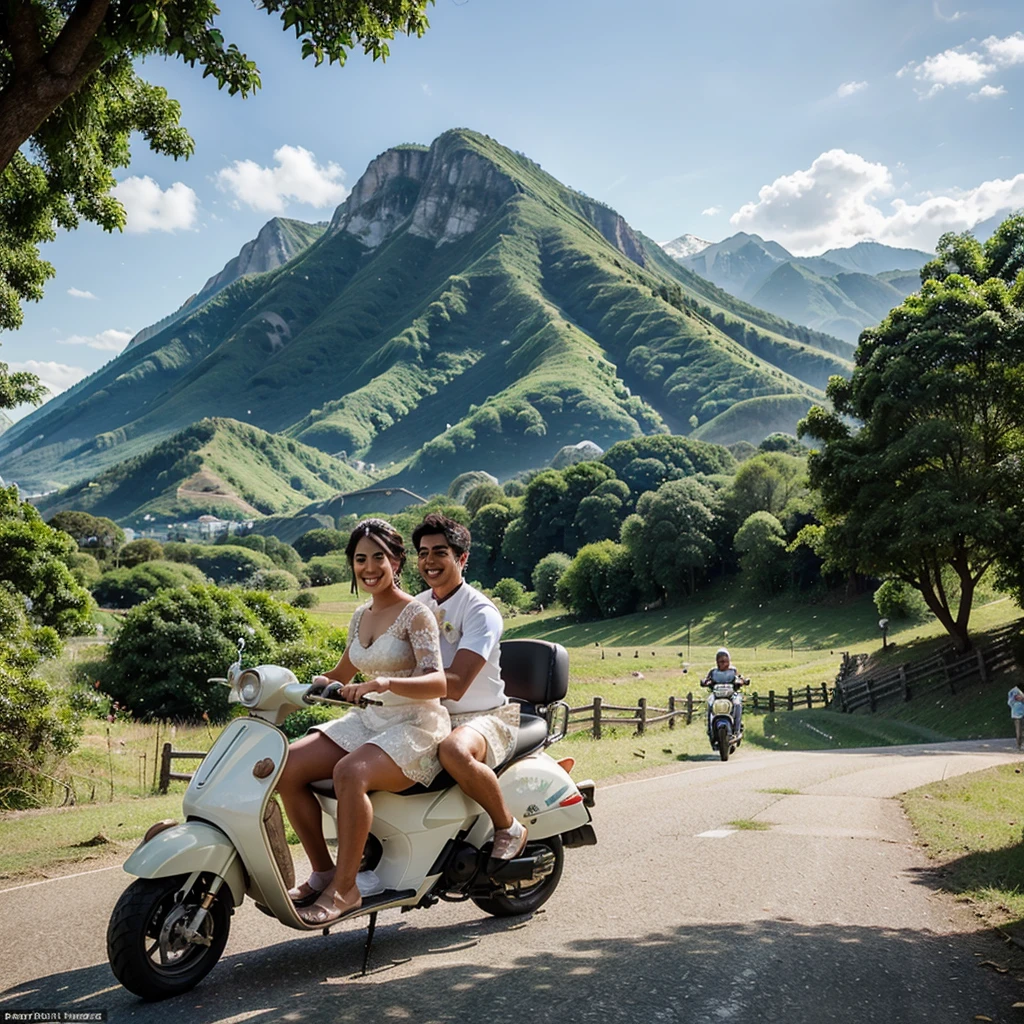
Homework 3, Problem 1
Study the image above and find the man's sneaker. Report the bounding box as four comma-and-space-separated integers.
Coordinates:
356, 869, 385, 897
491, 818, 528, 860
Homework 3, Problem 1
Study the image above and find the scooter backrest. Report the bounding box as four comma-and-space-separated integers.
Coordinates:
499, 639, 569, 708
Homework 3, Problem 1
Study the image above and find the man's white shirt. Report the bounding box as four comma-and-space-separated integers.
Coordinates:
415, 583, 505, 713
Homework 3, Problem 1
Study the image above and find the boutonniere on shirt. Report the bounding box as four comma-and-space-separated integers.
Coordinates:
432, 607, 460, 644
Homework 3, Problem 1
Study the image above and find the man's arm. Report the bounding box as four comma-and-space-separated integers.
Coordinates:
444, 649, 488, 702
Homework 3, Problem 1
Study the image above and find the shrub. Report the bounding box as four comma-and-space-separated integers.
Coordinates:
119, 538, 164, 567
92, 561, 208, 609
294, 529, 347, 560
531, 553, 571, 606
874, 578, 929, 620
291, 590, 320, 609
247, 568, 300, 592
306, 556, 349, 587
492, 577, 527, 609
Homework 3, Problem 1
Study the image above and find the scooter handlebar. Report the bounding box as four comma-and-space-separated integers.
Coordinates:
303, 682, 383, 709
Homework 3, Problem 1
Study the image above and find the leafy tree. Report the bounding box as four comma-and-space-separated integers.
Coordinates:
248, 567, 300, 592
469, 502, 515, 587
119, 537, 164, 567
727, 452, 807, 523
758, 432, 806, 455
873, 578, 928, 621
448, 470, 498, 504
294, 528, 347, 560
602, 435, 735, 494
305, 555, 349, 587
531, 552, 571, 607
557, 541, 637, 620
734, 511, 788, 595
465, 482, 507, 517
491, 577, 526, 610
800, 219, 1024, 651
620, 478, 718, 602
48, 510, 124, 552
0, 0, 434, 363
164, 541, 275, 584
92, 560, 207, 608
0, 486, 94, 635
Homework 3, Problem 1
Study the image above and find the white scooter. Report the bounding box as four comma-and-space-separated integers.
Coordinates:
106, 638, 596, 1000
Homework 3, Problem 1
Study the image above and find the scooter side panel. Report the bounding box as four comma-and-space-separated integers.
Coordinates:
180, 717, 307, 926
467, 754, 590, 848
314, 789, 476, 893
122, 822, 247, 907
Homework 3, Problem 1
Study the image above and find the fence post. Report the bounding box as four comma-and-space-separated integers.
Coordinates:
668, 695, 676, 730
637, 697, 647, 736
867, 678, 876, 712
820, 683, 828, 707
787, 688, 794, 711
592, 696, 602, 740
686, 692, 693, 725
899, 665, 909, 702
976, 648, 988, 683
805, 685, 812, 709
159, 742, 172, 795
769, 690, 775, 713
752, 692, 759, 712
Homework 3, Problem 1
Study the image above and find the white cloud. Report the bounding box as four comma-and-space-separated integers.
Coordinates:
970, 84, 1006, 100
216, 145, 348, 213
57, 328, 133, 353
67, 287, 96, 300
729, 149, 1024, 253
701, 206, 722, 216
421, 83, 432, 96
112, 176, 198, 233
900, 33, 1024, 97
837, 80, 868, 98
9, 360, 89, 396
984, 32, 1024, 67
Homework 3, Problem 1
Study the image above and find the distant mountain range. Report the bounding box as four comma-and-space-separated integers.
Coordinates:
2, 129, 858, 522
661, 232, 932, 342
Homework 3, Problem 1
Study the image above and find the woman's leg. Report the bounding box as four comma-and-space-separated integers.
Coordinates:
1015, 717, 1022, 750
276, 732, 347, 875
303, 744, 410, 920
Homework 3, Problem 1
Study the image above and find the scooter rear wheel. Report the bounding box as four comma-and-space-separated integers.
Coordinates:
471, 836, 564, 917
107, 873, 231, 1000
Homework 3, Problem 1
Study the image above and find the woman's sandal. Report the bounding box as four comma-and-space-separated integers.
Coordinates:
298, 886, 363, 926
287, 880, 324, 908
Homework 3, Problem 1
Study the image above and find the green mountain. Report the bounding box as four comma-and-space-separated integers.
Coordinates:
34, 417, 370, 526
670, 232, 928, 343
1, 129, 855, 499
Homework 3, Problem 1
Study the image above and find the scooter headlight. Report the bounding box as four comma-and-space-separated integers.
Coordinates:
713, 698, 734, 715
238, 670, 264, 708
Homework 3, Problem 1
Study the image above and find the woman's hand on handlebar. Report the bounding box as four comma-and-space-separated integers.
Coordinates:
341, 677, 390, 703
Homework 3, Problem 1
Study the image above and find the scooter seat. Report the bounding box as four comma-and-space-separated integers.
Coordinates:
308, 714, 551, 798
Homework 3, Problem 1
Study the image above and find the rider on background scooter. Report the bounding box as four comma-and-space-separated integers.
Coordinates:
703, 647, 746, 735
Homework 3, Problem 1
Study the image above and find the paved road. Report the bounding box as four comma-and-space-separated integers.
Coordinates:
2, 740, 1023, 1023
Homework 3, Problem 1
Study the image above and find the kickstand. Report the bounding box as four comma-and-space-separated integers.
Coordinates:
361, 911, 378, 976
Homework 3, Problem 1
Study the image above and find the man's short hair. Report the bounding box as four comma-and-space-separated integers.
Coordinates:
412, 513, 471, 557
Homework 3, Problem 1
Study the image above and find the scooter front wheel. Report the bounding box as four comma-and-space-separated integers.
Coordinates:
717, 724, 731, 762
107, 874, 231, 1000
471, 836, 564, 917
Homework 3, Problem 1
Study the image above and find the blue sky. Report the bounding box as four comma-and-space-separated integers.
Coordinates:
6, 0, 1024, 418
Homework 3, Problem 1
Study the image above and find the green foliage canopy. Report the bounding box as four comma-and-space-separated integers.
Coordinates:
800, 218, 1024, 650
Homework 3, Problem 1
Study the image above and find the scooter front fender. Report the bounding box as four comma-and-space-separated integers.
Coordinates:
123, 821, 246, 907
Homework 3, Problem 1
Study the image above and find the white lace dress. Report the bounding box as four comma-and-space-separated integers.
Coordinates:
311, 601, 450, 786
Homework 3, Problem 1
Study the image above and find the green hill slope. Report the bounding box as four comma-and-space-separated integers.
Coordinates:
34, 418, 370, 526
1, 129, 854, 496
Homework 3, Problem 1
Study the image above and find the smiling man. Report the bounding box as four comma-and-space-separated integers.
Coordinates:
412, 513, 527, 862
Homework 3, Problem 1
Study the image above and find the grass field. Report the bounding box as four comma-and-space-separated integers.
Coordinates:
902, 763, 1024, 937
2, 588, 1020, 883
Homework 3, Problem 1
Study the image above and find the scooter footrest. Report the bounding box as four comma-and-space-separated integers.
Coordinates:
362, 888, 417, 910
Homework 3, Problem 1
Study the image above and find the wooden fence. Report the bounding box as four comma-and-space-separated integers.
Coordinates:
568, 684, 832, 738
158, 743, 206, 794
834, 625, 1018, 713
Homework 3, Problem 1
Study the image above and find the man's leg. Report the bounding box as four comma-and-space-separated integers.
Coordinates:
439, 725, 526, 859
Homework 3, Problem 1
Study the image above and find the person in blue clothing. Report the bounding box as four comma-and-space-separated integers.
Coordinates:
1008, 685, 1024, 750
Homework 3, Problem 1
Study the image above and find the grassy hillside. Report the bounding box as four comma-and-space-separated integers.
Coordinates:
34, 418, 370, 526
2, 129, 856, 496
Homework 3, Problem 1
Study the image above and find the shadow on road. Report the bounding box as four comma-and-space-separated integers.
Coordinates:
4, 915, 1022, 1023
